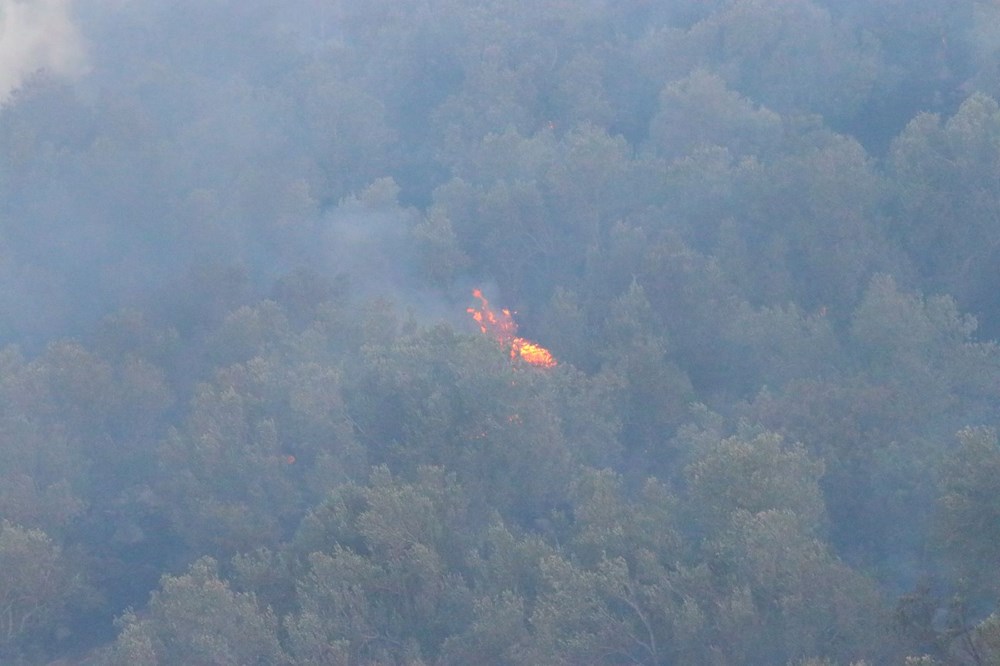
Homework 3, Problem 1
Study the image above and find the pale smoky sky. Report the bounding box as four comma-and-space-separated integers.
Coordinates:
0, 0, 87, 104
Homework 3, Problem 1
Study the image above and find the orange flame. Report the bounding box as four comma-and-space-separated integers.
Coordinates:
467, 289, 557, 368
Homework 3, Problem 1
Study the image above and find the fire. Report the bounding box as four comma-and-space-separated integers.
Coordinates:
467, 289, 557, 368
512, 340, 556, 367
467, 289, 517, 345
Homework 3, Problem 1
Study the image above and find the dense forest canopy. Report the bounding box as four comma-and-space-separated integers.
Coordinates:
3, 0, 1000, 663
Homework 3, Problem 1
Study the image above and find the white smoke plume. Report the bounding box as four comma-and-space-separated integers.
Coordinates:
0, 0, 87, 104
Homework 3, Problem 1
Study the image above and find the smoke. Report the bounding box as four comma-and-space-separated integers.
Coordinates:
0, 0, 87, 104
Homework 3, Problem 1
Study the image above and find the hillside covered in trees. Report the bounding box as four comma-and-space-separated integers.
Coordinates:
4, 0, 1000, 663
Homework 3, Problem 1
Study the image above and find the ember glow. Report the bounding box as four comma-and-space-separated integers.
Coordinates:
467, 289, 557, 368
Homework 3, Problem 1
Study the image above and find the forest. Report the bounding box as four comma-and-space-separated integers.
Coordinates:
2, 0, 1000, 663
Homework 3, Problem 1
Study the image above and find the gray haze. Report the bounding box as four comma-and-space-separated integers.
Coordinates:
2, 1, 1000, 664
0, 0, 87, 104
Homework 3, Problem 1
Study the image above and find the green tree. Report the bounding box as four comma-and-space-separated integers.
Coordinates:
345, 320, 613, 524
890, 93, 1000, 333
679, 431, 896, 663
688, 0, 878, 121
524, 550, 711, 665
287, 466, 475, 664
0, 521, 91, 662
439, 522, 556, 664
597, 281, 695, 457
156, 348, 364, 558
935, 426, 1000, 594
705, 509, 893, 664
738, 275, 1000, 567
569, 468, 683, 569
429, 124, 638, 304
100, 557, 288, 666
721, 128, 891, 314
849, 274, 998, 406
649, 69, 782, 160
684, 430, 827, 537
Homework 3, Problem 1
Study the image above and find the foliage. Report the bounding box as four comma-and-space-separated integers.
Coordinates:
935, 427, 1000, 593
99, 557, 289, 666
0, 521, 91, 662
3, 0, 1000, 663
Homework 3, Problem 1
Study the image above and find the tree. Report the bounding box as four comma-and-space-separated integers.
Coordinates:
703, 509, 894, 664
0, 522, 90, 662
156, 349, 364, 558
889, 93, 1000, 335
720, 128, 892, 314
287, 466, 475, 664
649, 69, 782, 160
687, 0, 878, 122
100, 557, 289, 666
684, 430, 827, 537
935, 427, 1000, 595
344, 321, 605, 524
597, 281, 695, 458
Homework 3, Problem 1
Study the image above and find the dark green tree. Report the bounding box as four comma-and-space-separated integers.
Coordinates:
100, 557, 288, 666
0, 521, 91, 662
935, 427, 1000, 595
890, 93, 1000, 334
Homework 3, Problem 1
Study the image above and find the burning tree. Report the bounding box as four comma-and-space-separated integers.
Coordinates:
467, 289, 557, 368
